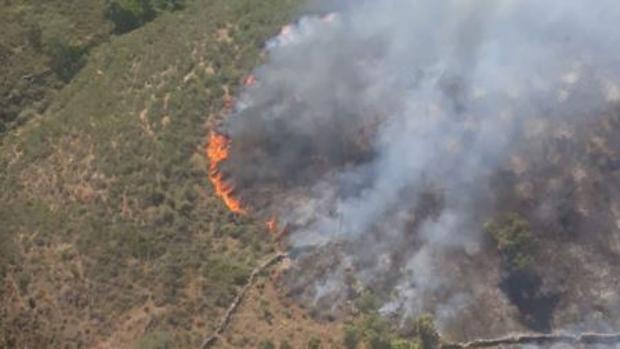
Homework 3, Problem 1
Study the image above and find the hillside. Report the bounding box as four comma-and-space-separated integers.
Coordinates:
0, 0, 112, 134
5, 1, 620, 349
0, 1, 307, 347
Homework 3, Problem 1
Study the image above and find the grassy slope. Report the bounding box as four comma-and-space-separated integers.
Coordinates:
0, 0, 299, 348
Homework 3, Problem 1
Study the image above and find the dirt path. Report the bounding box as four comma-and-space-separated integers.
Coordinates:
443, 333, 620, 348
201, 252, 288, 348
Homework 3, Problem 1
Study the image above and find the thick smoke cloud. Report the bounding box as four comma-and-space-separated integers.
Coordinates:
221, 0, 620, 339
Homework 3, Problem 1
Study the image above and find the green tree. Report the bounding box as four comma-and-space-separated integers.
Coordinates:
106, 0, 185, 33
411, 315, 439, 349
33, 13, 86, 82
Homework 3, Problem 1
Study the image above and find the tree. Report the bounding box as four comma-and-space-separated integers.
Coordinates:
411, 315, 439, 349
105, 0, 185, 34
135, 331, 172, 349
32, 13, 86, 82
484, 213, 536, 272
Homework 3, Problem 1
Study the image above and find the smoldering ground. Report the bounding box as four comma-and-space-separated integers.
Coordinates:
218, 0, 620, 341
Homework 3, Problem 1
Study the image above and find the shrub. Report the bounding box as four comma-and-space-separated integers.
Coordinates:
344, 310, 439, 349
17, 271, 31, 294
259, 340, 276, 349
411, 315, 439, 349
390, 339, 420, 349
484, 213, 536, 272
34, 13, 86, 81
343, 325, 360, 349
307, 337, 322, 349
135, 331, 172, 349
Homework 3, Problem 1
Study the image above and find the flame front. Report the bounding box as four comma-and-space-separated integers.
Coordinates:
206, 131, 246, 214
266, 216, 278, 233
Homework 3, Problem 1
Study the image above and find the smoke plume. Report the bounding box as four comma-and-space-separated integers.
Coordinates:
220, 0, 620, 340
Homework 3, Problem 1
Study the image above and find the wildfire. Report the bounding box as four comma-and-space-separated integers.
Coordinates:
206, 131, 246, 214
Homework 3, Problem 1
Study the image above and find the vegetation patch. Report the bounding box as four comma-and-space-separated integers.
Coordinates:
343, 292, 440, 349
105, 0, 187, 34
484, 213, 536, 272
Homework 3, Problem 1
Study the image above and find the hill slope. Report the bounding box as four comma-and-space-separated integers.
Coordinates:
0, 1, 299, 348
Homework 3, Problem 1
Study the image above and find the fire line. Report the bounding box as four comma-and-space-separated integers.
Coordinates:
206, 130, 246, 214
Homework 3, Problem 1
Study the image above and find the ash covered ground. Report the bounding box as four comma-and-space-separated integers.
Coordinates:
218, 0, 620, 342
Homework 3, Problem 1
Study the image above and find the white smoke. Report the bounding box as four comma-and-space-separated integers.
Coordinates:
224, 0, 620, 339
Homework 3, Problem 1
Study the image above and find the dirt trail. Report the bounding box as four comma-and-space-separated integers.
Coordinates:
201, 252, 288, 349
443, 333, 620, 348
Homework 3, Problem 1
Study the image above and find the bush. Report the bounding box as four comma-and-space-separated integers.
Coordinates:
344, 311, 439, 349
307, 337, 322, 349
390, 339, 420, 349
343, 325, 360, 349
259, 339, 276, 349
135, 331, 172, 349
33, 13, 87, 82
411, 315, 439, 349
484, 213, 536, 272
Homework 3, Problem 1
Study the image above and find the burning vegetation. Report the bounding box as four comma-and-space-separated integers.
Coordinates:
206, 130, 245, 214
207, 0, 620, 346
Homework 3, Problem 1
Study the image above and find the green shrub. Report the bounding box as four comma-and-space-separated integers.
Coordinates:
259, 340, 276, 349
411, 315, 439, 349
17, 271, 31, 294
344, 312, 439, 349
343, 325, 360, 349
135, 331, 172, 349
484, 213, 536, 272
390, 339, 420, 349
307, 337, 322, 349
34, 13, 87, 81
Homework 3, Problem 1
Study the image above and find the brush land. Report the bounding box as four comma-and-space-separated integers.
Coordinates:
0, 1, 438, 348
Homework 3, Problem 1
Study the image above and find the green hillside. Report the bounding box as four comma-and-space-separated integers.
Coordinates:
0, 1, 298, 347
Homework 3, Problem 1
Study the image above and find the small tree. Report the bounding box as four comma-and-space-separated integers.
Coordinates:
34, 13, 86, 82
485, 213, 536, 272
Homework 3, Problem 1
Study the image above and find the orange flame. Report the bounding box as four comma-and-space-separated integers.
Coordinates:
265, 216, 278, 234
206, 131, 246, 214
244, 74, 257, 86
